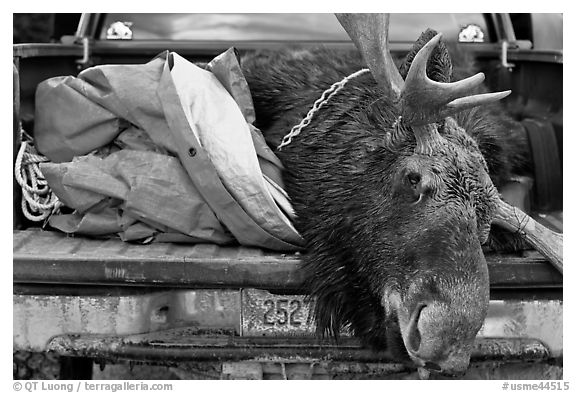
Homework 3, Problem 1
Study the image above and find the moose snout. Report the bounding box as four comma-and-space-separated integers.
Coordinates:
402, 300, 476, 375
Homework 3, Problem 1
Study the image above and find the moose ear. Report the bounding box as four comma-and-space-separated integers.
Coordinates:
399, 28, 453, 83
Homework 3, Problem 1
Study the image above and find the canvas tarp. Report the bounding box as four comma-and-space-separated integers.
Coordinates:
34, 48, 304, 251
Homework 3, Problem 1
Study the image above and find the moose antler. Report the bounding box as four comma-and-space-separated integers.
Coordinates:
336, 13, 404, 98
399, 33, 511, 126
335, 13, 511, 126
494, 199, 563, 273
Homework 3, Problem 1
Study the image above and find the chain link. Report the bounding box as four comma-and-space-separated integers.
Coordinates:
277, 68, 370, 150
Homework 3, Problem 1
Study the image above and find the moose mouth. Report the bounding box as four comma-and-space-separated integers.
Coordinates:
386, 290, 477, 376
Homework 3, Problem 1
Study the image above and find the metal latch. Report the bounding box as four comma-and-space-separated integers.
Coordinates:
76, 36, 90, 67
500, 40, 515, 71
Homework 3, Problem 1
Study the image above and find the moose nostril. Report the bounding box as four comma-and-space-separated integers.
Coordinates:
406, 303, 426, 353
407, 321, 421, 353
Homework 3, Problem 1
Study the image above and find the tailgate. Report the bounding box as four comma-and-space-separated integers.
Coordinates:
13, 229, 562, 289
14, 229, 562, 366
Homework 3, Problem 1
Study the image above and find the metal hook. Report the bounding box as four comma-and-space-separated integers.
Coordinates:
501, 40, 515, 71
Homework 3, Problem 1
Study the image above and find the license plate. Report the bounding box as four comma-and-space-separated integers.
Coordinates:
241, 289, 316, 336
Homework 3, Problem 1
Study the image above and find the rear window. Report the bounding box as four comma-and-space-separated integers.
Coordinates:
100, 13, 491, 43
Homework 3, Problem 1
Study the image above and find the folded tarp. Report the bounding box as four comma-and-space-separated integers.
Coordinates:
34, 49, 304, 251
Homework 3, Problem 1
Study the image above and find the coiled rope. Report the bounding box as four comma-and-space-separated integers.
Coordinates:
277, 68, 370, 150
14, 137, 63, 222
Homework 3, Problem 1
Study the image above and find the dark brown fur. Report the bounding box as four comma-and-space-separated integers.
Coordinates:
241, 32, 531, 372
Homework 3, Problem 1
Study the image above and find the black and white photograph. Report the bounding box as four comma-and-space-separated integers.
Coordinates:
12, 11, 564, 384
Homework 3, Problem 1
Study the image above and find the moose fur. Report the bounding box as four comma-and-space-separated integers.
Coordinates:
241, 30, 531, 373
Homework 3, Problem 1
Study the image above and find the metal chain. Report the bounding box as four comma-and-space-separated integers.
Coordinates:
277, 68, 370, 150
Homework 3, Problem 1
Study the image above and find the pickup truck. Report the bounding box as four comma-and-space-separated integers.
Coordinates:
13, 13, 563, 380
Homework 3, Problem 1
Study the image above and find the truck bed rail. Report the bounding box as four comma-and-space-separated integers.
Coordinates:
14, 230, 562, 290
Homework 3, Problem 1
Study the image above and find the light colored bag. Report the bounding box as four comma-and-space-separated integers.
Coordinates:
35, 49, 304, 251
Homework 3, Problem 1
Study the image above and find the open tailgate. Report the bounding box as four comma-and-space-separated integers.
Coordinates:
14, 229, 562, 373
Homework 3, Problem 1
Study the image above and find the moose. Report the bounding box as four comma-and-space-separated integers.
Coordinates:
241, 14, 563, 375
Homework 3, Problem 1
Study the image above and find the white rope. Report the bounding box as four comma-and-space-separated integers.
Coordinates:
14, 140, 63, 222
277, 68, 370, 150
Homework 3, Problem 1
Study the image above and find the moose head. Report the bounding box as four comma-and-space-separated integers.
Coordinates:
283, 14, 564, 376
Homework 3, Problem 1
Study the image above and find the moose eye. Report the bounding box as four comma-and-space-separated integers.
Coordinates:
407, 172, 421, 188
404, 172, 425, 205
403, 171, 435, 205
394, 170, 432, 205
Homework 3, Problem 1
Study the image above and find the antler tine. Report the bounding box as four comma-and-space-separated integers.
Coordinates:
336, 13, 404, 99
400, 33, 511, 126
447, 90, 512, 111
493, 198, 563, 274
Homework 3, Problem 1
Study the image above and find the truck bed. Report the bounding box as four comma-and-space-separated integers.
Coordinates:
14, 228, 562, 366
13, 229, 562, 290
